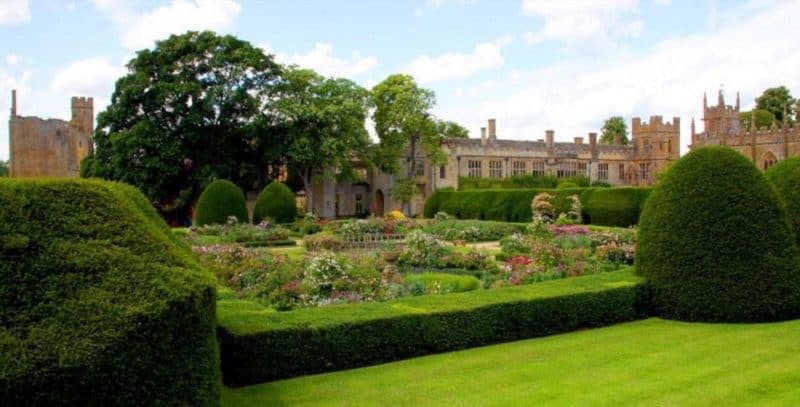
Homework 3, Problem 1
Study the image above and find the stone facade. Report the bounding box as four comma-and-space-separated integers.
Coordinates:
436, 116, 679, 190
8, 90, 94, 178
690, 89, 800, 169
325, 115, 680, 218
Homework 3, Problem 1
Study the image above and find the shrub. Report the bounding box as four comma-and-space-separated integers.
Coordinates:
304, 232, 346, 251
0, 179, 219, 405
422, 219, 528, 242
636, 146, 800, 322
580, 188, 650, 227
253, 181, 297, 224
194, 179, 248, 226
424, 187, 651, 226
387, 210, 407, 221
404, 273, 481, 295
399, 231, 448, 267
556, 182, 578, 189
765, 157, 800, 246
217, 269, 646, 386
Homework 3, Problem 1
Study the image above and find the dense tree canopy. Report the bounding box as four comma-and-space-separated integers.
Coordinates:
371, 74, 466, 213
755, 86, 796, 124
600, 116, 629, 145
739, 109, 776, 131
273, 67, 372, 212
83, 31, 282, 213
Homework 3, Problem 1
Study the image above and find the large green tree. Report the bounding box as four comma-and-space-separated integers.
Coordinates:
0, 160, 8, 177
83, 31, 281, 213
599, 116, 629, 145
739, 109, 775, 131
371, 74, 467, 215
274, 67, 372, 213
755, 86, 796, 123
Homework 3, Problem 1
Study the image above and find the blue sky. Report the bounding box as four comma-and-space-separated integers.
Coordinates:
2, 0, 799, 160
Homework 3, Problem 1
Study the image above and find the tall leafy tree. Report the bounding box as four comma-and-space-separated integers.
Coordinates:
274, 67, 372, 213
371, 74, 467, 214
84, 31, 281, 213
0, 160, 8, 177
600, 116, 629, 145
739, 109, 775, 131
756, 86, 796, 123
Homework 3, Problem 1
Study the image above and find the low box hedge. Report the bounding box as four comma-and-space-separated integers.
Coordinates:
424, 187, 652, 226
217, 269, 646, 386
0, 179, 220, 405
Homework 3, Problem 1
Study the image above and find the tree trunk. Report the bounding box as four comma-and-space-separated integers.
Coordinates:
404, 134, 418, 217
300, 168, 313, 215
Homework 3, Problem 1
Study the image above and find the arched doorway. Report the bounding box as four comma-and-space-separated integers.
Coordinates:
374, 190, 385, 217
761, 151, 777, 170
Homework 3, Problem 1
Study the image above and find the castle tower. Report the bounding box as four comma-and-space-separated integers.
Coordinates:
631, 115, 680, 185
71, 96, 94, 134
702, 89, 740, 136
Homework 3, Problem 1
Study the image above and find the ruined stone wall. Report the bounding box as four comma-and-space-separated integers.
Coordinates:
8, 92, 94, 178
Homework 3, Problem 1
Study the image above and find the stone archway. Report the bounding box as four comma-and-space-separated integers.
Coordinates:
374, 190, 385, 217
761, 151, 777, 170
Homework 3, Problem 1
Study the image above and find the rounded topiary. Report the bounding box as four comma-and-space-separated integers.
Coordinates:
765, 157, 800, 246
194, 179, 248, 226
0, 179, 219, 405
253, 181, 297, 224
636, 146, 800, 322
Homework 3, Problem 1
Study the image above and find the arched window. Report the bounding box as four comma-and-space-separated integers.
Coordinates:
761, 152, 778, 170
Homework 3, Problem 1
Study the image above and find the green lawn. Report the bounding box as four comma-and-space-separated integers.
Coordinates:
222, 318, 800, 406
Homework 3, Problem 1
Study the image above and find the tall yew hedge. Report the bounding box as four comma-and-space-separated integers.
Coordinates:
636, 146, 800, 322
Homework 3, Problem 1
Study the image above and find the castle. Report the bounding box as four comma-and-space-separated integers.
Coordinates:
690, 89, 800, 168
320, 115, 681, 219
8, 90, 94, 178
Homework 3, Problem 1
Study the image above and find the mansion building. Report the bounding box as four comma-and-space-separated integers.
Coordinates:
324, 115, 681, 218
689, 90, 800, 169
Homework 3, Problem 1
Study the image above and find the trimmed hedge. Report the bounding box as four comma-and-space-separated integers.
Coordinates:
581, 187, 651, 227
217, 269, 646, 386
0, 179, 220, 405
253, 181, 296, 224
637, 146, 800, 322
765, 157, 800, 246
421, 219, 529, 241
424, 187, 651, 226
194, 179, 248, 226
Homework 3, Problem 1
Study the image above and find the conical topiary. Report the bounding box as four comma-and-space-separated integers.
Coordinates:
765, 157, 800, 246
193, 180, 248, 226
253, 181, 297, 224
636, 146, 800, 322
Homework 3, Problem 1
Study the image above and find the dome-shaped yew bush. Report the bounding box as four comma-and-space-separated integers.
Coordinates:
194, 179, 248, 226
636, 146, 800, 322
765, 157, 800, 246
253, 181, 296, 224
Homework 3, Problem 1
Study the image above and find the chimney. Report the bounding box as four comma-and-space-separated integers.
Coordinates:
11, 89, 16, 116
589, 132, 597, 153
480, 127, 487, 145
545, 130, 554, 148
488, 119, 496, 140
574, 137, 583, 145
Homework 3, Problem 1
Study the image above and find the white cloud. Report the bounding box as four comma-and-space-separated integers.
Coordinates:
0, 0, 31, 25
50, 57, 124, 97
93, 0, 241, 50
5, 54, 22, 66
437, 1, 800, 155
521, 0, 640, 47
265, 43, 379, 78
403, 36, 512, 83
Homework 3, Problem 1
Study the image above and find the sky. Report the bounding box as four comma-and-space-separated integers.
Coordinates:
1, 0, 800, 161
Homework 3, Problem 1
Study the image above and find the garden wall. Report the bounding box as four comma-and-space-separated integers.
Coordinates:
217, 269, 647, 386
423, 187, 652, 227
